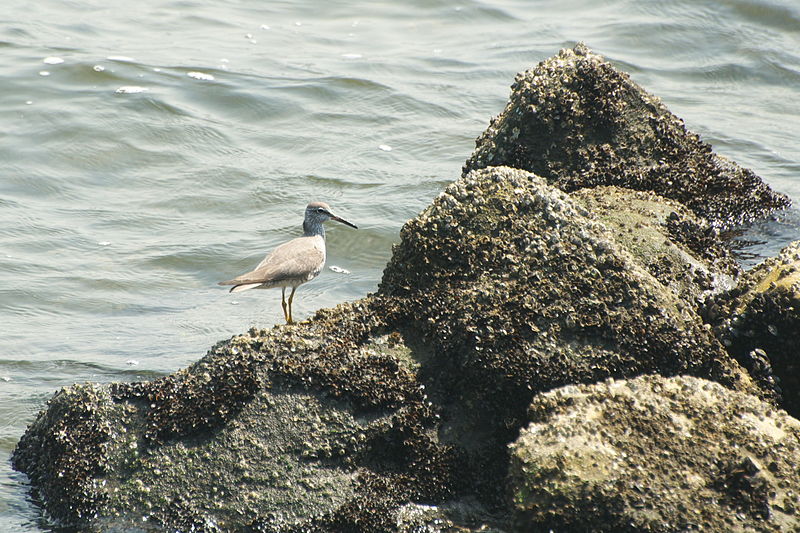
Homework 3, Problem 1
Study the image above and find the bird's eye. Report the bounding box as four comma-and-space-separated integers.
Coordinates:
317, 207, 325, 213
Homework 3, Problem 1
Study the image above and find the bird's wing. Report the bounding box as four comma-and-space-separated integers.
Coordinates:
218, 236, 325, 286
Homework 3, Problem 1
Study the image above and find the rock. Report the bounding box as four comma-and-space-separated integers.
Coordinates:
463, 43, 789, 227
10, 383, 123, 524
394, 499, 510, 533
509, 374, 800, 532
572, 186, 739, 305
708, 240, 800, 418
13, 316, 462, 531
14, 166, 762, 531
382, 164, 761, 404
379, 165, 770, 510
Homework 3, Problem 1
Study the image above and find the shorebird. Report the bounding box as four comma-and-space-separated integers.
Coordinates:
219, 201, 357, 324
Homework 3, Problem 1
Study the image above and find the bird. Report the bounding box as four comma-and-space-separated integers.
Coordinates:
219, 201, 357, 324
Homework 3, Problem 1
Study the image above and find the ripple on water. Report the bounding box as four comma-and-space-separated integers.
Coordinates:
1, 0, 800, 529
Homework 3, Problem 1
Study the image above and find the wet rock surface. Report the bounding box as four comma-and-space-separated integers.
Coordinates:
509, 375, 800, 532
708, 240, 800, 418
13, 44, 797, 532
463, 43, 790, 227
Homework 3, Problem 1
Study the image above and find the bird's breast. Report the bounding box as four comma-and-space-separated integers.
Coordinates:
308, 235, 326, 280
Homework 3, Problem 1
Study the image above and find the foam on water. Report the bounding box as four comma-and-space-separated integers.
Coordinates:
187, 71, 215, 81
115, 85, 148, 93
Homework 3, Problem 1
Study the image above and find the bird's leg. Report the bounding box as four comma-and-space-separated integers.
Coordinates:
287, 286, 297, 324
281, 287, 289, 323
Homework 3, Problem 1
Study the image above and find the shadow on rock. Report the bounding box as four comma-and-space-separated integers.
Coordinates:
707, 240, 800, 418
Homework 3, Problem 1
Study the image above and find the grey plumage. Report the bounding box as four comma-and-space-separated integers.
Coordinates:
219, 201, 357, 323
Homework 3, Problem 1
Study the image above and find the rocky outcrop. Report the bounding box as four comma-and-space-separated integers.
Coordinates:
509, 374, 800, 532
463, 43, 790, 227
13, 315, 460, 531
379, 167, 766, 479
13, 44, 796, 532
708, 240, 800, 418
13, 166, 779, 532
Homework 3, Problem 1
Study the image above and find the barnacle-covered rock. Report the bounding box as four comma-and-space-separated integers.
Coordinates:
379, 166, 767, 511
394, 500, 510, 533
708, 240, 800, 418
11, 383, 121, 523
572, 186, 739, 306
463, 43, 789, 227
13, 164, 775, 531
509, 375, 800, 532
13, 311, 462, 532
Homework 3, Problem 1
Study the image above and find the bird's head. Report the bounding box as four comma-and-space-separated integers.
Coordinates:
305, 202, 358, 229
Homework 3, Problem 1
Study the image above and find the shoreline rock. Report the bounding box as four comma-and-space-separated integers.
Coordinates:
463, 43, 790, 227
708, 240, 800, 418
510, 375, 800, 532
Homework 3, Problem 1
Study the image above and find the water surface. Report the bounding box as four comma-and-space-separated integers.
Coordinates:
2, 0, 799, 529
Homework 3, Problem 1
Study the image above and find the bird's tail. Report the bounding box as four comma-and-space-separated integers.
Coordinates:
228, 283, 262, 293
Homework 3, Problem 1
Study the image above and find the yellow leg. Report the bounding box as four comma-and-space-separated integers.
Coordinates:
280, 287, 289, 323
287, 286, 297, 324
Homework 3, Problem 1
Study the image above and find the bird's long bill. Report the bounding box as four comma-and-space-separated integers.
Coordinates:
330, 214, 358, 229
